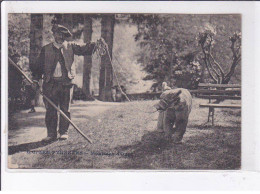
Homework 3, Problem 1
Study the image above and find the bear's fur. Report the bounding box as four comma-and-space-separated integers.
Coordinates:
156, 88, 192, 143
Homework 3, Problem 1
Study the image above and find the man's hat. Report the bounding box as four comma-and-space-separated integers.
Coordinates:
52, 24, 72, 38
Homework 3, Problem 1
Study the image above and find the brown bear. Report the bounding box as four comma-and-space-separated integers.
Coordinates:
154, 88, 192, 143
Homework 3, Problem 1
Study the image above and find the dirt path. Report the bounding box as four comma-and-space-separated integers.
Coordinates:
8, 100, 120, 168
9, 100, 119, 146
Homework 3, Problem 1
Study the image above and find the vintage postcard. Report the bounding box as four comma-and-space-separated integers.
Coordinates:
1, 0, 260, 191
6, 12, 242, 170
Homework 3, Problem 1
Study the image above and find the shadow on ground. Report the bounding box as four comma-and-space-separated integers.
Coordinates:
9, 112, 46, 132
8, 140, 56, 155
110, 125, 241, 169
110, 131, 183, 169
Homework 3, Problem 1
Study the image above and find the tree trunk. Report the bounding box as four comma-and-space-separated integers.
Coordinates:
29, 14, 43, 106
62, 14, 73, 29
62, 14, 75, 103
82, 15, 94, 100
99, 15, 115, 101
61, 14, 73, 40
200, 61, 206, 83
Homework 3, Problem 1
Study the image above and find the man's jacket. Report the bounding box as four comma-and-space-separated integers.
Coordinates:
31, 41, 95, 83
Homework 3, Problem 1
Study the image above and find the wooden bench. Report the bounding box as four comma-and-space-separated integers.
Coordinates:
199, 104, 241, 126
197, 83, 241, 125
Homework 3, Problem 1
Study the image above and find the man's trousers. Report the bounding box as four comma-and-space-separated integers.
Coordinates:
43, 80, 72, 138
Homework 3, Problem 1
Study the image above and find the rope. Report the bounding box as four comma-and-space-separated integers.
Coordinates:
93, 39, 131, 102
144, 110, 159, 114
105, 44, 131, 102
113, 55, 126, 73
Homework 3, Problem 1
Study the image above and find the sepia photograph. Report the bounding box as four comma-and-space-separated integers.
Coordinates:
6, 12, 242, 170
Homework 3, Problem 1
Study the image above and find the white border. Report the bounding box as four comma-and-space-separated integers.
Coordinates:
1, 1, 260, 190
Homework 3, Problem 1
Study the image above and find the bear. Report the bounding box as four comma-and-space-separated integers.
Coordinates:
154, 88, 192, 143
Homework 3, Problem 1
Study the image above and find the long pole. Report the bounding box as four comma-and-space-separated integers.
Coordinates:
8, 57, 93, 144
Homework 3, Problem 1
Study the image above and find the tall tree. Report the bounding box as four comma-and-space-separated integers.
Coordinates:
61, 14, 73, 38
130, 14, 241, 89
29, 14, 43, 106
29, 14, 43, 72
82, 15, 94, 100
99, 15, 115, 101
130, 14, 203, 89
53, 14, 82, 39
198, 31, 241, 84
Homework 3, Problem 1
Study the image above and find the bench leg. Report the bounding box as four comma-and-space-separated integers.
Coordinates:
207, 108, 211, 122
207, 107, 215, 126
211, 108, 215, 126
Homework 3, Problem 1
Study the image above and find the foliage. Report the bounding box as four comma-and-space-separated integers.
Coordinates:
173, 60, 202, 89
130, 14, 241, 89
42, 14, 55, 45
8, 14, 31, 111
198, 29, 241, 84
8, 13, 241, 103
112, 23, 147, 92
8, 14, 31, 58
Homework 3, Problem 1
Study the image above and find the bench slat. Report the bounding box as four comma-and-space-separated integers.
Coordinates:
198, 95, 241, 100
197, 89, 241, 95
199, 104, 241, 108
198, 83, 241, 88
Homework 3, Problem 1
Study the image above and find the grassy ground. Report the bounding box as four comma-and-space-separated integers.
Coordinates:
8, 98, 241, 169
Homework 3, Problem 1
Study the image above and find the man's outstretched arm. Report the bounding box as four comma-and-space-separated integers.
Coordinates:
72, 42, 96, 56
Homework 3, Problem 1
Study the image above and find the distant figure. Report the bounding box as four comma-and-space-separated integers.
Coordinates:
112, 85, 126, 102
70, 84, 75, 104
116, 85, 125, 102
26, 84, 36, 113
111, 86, 117, 102
8, 54, 23, 112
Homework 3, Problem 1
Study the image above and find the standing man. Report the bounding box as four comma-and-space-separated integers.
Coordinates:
31, 24, 98, 142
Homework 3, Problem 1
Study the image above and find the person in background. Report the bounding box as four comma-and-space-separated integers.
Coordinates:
111, 86, 117, 102
26, 84, 36, 113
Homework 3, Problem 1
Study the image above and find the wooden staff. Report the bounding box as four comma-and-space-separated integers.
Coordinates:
8, 57, 93, 144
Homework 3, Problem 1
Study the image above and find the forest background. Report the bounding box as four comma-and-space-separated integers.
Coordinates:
8, 14, 241, 106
